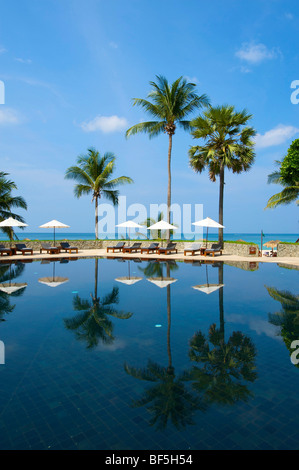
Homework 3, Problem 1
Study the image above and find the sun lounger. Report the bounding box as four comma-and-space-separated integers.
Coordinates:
15, 243, 33, 255
157, 243, 178, 255
184, 243, 203, 256
107, 242, 125, 253
59, 242, 78, 253
40, 243, 60, 254
141, 243, 159, 254
204, 243, 222, 257
122, 242, 142, 253
0, 244, 13, 256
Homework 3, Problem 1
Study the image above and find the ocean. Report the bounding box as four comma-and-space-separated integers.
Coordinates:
5, 232, 298, 246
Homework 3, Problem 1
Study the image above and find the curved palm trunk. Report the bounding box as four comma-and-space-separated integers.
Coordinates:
218, 165, 224, 248
167, 134, 172, 242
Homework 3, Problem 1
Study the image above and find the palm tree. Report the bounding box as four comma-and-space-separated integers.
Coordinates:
265, 168, 298, 208
266, 285, 299, 365
64, 258, 133, 348
126, 75, 209, 240
188, 263, 257, 405
65, 148, 133, 239
265, 139, 299, 209
0, 172, 27, 240
189, 105, 256, 247
124, 262, 204, 430
0, 263, 26, 321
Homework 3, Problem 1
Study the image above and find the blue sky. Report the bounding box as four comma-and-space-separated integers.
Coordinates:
0, 0, 298, 236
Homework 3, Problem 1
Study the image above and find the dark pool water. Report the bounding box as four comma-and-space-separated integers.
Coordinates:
0, 257, 298, 450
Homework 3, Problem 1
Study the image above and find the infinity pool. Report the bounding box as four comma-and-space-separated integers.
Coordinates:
0, 257, 298, 450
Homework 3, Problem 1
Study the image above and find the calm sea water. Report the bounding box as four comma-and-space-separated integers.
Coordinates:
0, 257, 298, 450
7, 232, 299, 245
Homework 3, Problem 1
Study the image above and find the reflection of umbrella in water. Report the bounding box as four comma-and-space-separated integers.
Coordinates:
147, 277, 177, 288
38, 262, 69, 288
0, 282, 27, 294
192, 263, 224, 295
0, 262, 27, 294
115, 260, 143, 286
263, 240, 281, 255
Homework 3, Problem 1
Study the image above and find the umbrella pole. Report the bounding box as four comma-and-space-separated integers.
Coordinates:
54, 227, 56, 247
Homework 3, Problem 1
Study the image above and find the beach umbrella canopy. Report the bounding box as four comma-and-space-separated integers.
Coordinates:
0, 217, 28, 246
192, 217, 225, 247
147, 220, 177, 245
0, 282, 27, 294
0, 217, 28, 228
264, 240, 281, 248
147, 277, 177, 288
115, 260, 143, 286
192, 284, 224, 295
38, 276, 69, 288
39, 219, 70, 246
116, 220, 144, 241
147, 220, 177, 231
38, 261, 69, 287
192, 263, 224, 294
264, 240, 281, 255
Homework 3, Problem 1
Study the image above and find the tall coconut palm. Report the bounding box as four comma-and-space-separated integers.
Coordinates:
65, 148, 133, 239
126, 75, 210, 240
189, 105, 256, 247
0, 172, 27, 240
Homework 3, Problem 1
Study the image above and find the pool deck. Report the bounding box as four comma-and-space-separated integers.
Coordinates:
1, 248, 299, 267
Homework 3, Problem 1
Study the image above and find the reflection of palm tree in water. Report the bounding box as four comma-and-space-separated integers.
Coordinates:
0, 262, 26, 321
125, 261, 205, 430
266, 285, 299, 367
64, 258, 133, 348
188, 263, 257, 405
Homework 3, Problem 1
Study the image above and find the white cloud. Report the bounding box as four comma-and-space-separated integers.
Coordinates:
184, 75, 200, 84
0, 108, 20, 125
109, 41, 118, 49
0, 46, 7, 55
14, 58, 32, 64
236, 42, 279, 64
254, 124, 299, 148
285, 12, 294, 20
80, 115, 128, 133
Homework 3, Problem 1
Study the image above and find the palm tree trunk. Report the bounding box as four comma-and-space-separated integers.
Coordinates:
167, 134, 172, 242
95, 196, 99, 239
218, 263, 224, 341
218, 165, 224, 248
166, 264, 173, 374
94, 257, 99, 300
